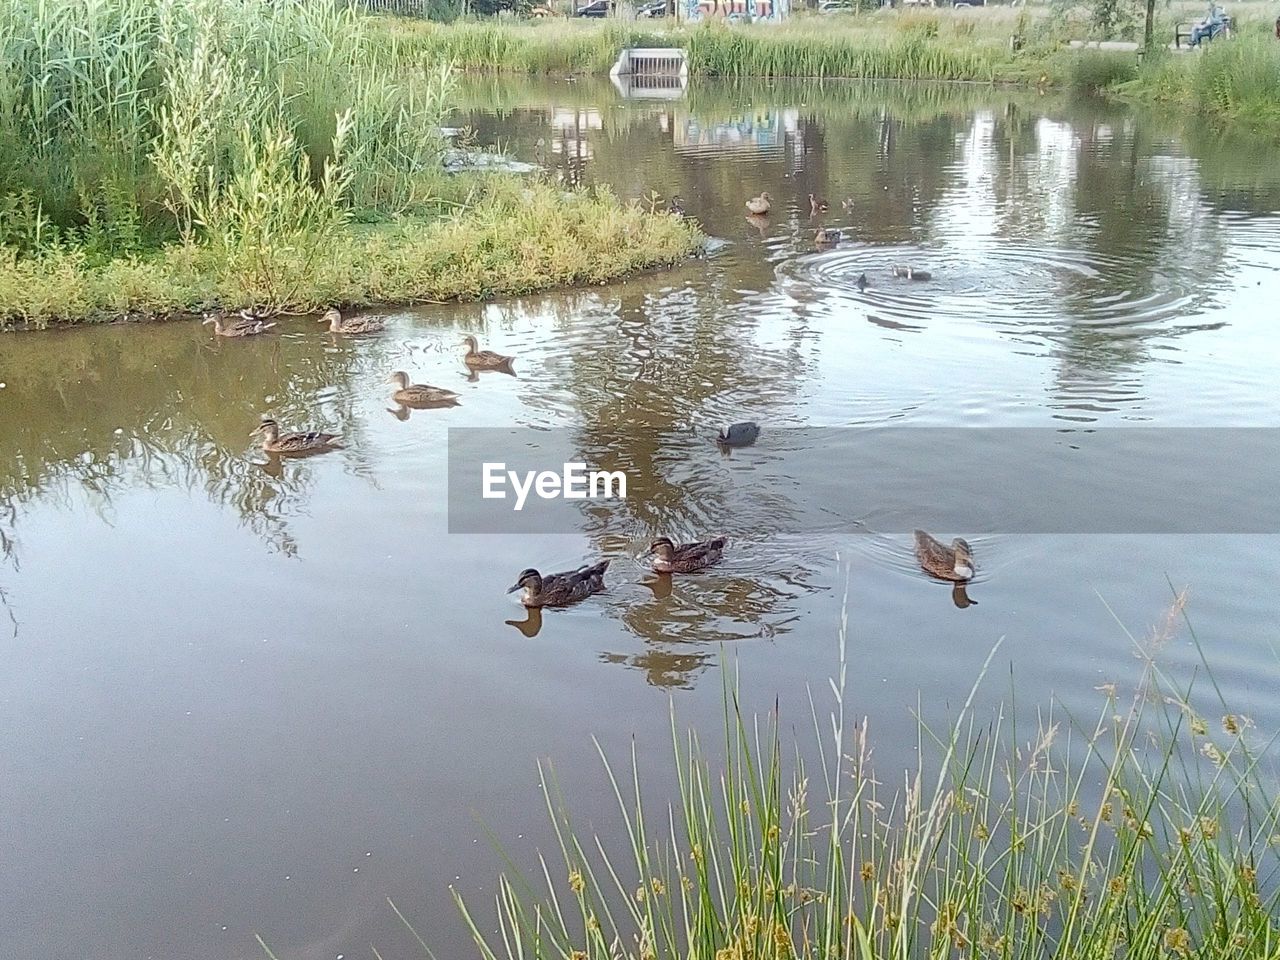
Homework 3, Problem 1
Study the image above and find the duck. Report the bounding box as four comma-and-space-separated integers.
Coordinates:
815, 228, 843, 246
841, 197, 856, 212
667, 196, 686, 217
507, 560, 610, 608
321, 307, 385, 334
202, 312, 276, 338
745, 192, 772, 216
716, 421, 760, 448
914, 530, 974, 582
462, 335, 515, 372
892, 265, 932, 281
250, 417, 342, 455
387, 371, 460, 407
809, 193, 830, 215
647, 536, 727, 574
855, 272, 869, 291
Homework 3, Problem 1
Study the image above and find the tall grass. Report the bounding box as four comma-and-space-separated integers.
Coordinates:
449, 595, 1280, 960
1117, 32, 1280, 133
0, 0, 452, 259
376, 18, 1034, 83
0, 0, 700, 325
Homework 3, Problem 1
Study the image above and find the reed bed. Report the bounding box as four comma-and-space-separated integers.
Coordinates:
0, 0, 699, 327
444, 597, 1280, 960
376, 17, 1037, 83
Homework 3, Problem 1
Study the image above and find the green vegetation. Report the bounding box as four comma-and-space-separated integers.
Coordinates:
449, 601, 1280, 960
1125, 34, 1280, 132
377, 12, 1280, 134
376, 16, 1040, 83
0, 0, 698, 329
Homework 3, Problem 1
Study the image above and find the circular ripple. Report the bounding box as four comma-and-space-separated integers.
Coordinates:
777, 241, 1209, 331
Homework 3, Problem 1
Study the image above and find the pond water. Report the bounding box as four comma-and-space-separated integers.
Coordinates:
3, 79, 1279, 960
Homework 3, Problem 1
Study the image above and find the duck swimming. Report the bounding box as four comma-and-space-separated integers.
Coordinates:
321, 307, 385, 334
855, 272, 869, 291
667, 196, 686, 217
815, 228, 843, 246
745, 192, 772, 216
202, 312, 275, 338
809, 194, 830, 215
387, 371, 459, 407
914, 530, 974, 582
647, 536, 727, 574
462, 335, 515, 372
250, 417, 342, 455
892, 265, 932, 281
716, 422, 760, 448
508, 561, 610, 608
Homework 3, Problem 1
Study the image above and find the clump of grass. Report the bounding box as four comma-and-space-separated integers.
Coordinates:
1065, 50, 1139, 95
447, 596, 1280, 960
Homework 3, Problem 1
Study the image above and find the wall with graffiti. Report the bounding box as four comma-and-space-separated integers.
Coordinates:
684, 0, 789, 23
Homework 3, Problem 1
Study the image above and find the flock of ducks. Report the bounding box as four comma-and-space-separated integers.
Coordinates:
205, 185, 973, 611
202, 306, 511, 453
742, 191, 933, 286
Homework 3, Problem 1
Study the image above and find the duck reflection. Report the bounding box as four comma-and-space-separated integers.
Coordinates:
505, 606, 544, 638
951, 582, 978, 609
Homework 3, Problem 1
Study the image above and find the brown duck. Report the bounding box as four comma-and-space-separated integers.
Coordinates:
251, 417, 342, 455
809, 193, 830, 214
203, 312, 276, 338
507, 561, 610, 607
322, 307, 385, 334
745, 192, 772, 216
815, 228, 843, 246
914, 530, 974, 582
647, 536, 727, 574
387, 371, 459, 406
462, 335, 515, 372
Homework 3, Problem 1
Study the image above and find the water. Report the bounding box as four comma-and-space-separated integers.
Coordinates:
3, 79, 1279, 960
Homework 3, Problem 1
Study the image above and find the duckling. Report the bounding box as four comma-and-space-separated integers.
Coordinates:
809, 193, 830, 215
716, 421, 760, 448
387, 371, 460, 407
892, 265, 933, 282
667, 196, 686, 217
841, 197, 856, 212
202, 312, 276, 338
914, 530, 974, 583
462, 335, 515, 372
250, 417, 342, 455
745, 192, 772, 216
814, 228, 843, 246
321, 307, 385, 334
647, 536, 727, 574
507, 560, 610, 608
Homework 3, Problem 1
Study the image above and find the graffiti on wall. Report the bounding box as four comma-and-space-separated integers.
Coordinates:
684, 0, 789, 22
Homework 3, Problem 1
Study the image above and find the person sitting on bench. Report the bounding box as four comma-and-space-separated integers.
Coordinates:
1190, 2, 1227, 46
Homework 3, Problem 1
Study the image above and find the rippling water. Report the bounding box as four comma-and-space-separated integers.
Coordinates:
3, 80, 1279, 960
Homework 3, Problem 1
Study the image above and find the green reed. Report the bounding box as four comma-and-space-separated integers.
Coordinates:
445, 593, 1280, 960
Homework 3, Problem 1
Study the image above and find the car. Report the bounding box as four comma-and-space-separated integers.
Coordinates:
576, 0, 610, 16
636, 0, 667, 16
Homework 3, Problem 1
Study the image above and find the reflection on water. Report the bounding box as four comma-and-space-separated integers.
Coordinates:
4, 77, 1280, 960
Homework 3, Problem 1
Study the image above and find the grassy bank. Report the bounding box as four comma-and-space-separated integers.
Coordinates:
0, 0, 698, 330
445, 602, 1280, 960
1124, 34, 1280, 132
376, 12, 1280, 134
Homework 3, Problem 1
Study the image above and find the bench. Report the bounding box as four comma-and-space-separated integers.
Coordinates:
1176, 15, 1233, 48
